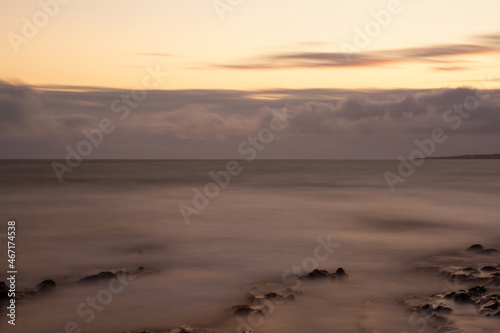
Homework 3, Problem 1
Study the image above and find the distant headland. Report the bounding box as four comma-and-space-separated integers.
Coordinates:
428, 154, 500, 159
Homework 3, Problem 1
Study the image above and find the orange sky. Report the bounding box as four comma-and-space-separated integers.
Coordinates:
1, 0, 500, 90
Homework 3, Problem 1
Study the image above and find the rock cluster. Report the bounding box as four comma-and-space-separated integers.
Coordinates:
120, 267, 347, 333
299, 267, 348, 280
404, 244, 500, 332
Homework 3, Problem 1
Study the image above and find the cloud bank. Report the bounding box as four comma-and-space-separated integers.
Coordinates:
0, 81, 498, 159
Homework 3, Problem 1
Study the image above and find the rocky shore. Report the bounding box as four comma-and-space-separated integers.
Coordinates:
403, 244, 500, 332
2, 244, 499, 333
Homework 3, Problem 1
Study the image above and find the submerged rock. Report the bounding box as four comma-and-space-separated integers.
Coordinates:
467, 244, 484, 252
228, 304, 263, 317
35, 280, 56, 293
480, 248, 499, 255
78, 271, 117, 284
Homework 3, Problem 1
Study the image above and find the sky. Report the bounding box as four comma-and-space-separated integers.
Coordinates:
1, 0, 499, 159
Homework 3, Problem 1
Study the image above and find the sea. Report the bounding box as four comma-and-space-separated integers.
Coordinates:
0, 160, 499, 333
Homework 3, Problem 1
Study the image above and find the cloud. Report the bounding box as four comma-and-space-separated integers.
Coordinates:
208, 42, 497, 71
433, 66, 470, 71
472, 32, 500, 44
0, 82, 498, 159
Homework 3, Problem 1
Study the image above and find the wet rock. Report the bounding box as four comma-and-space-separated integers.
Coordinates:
434, 304, 453, 314
408, 302, 453, 315
453, 292, 473, 303
449, 273, 469, 281
247, 288, 296, 305
480, 248, 499, 255
264, 292, 279, 299
468, 285, 487, 296
444, 291, 456, 299
467, 244, 484, 252
300, 269, 331, 279
488, 310, 500, 317
78, 271, 117, 284
300, 268, 348, 280
35, 280, 56, 293
462, 267, 480, 274
228, 304, 263, 317
336, 267, 348, 279
488, 274, 500, 287
481, 265, 498, 272
404, 244, 500, 333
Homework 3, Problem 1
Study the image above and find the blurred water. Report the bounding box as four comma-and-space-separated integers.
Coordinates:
0, 160, 499, 333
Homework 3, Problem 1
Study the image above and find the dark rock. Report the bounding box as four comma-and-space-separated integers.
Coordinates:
228, 304, 262, 316
444, 291, 456, 299
285, 294, 296, 301
264, 292, 279, 299
480, 248, 499, 255
300, 268, 348, 280
434, 304, 453, 314
137, 266, 145, 272
247, 294, 257, 303
300, 269, 331, 280
467, 244, 484, 252
482, 300, 499, 311
481, 266, 498, 272
463, 267, 478, 272
35, 280, 56, 293
468, 286, 487, 296
449, 273, 469, 281
78, 271, 117, 284
336, 267, 348, 278
409, 303, 452, 315
453, 292, 473, 303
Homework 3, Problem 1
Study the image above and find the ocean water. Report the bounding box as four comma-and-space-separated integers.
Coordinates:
0, 160, 499, 333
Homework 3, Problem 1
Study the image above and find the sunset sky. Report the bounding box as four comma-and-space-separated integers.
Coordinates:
1, 0, 499, 159
2, 0, 500, 90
